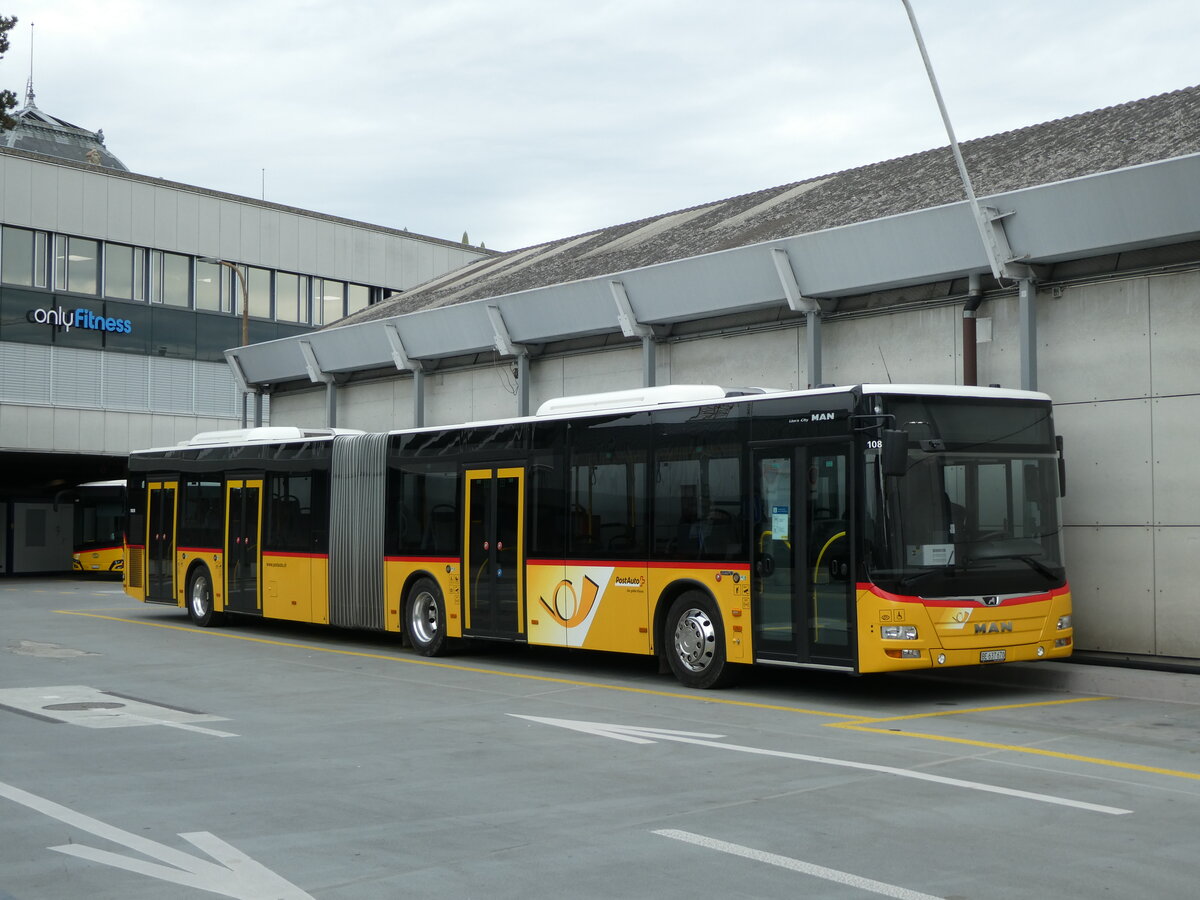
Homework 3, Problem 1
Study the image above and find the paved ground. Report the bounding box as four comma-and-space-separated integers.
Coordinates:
3, 577, 1200, 899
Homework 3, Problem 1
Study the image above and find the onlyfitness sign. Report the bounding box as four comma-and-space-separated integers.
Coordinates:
27, 305, 133, 334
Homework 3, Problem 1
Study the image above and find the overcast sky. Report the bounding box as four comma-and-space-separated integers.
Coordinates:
5, 1, 1199, 251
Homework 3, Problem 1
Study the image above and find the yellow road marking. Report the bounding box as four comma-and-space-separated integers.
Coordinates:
830, 723, 1200, 782
54, 610, 860, 719
55, 609, 1200, 783
841, 696, 1109, 724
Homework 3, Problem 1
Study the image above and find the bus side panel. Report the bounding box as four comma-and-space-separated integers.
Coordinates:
125, 544, 145, 601
856, 584, 1073, 673
649, 564, 752, 663
384, 558, 462, 637
527, 562, 652, 654
311, 555, 329, 625
263, 552, 316, 622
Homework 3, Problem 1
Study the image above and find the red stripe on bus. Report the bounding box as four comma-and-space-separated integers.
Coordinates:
262, 551, 328, 560
178, 546, 222, 555
383, 556, 459, 564
859, 582, 1070, 607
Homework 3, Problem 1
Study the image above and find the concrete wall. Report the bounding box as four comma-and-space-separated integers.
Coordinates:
269, 267, 1200, 659
0, 153, 486, 291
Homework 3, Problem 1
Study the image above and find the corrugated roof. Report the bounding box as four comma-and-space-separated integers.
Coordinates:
341, 85, 1200, 326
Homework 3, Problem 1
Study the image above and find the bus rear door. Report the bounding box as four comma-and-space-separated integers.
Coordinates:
463, 466, 525, 639
146, 480, 177, 603
752, 443, 855, 669
225, 478, 264, 614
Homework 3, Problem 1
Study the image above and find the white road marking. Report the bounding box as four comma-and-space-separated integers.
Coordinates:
656, 829, 945, 900
0, 686, 236, 737
0, 779, 313, 899
511, 714, 1132, 815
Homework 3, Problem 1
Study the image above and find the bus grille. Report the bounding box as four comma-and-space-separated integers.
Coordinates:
127, 547, 144, 589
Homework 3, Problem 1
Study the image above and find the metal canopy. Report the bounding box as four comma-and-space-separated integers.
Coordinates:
231, 152, 1200, 389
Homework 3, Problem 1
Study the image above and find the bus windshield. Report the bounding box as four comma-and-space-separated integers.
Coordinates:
865, 397, 1066, 598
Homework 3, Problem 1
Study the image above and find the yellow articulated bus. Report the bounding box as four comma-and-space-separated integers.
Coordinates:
123, 383, 1072, 688
69, 480, 126, 577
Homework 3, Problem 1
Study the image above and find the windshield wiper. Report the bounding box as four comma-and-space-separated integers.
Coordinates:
1003, 554, 1058, 580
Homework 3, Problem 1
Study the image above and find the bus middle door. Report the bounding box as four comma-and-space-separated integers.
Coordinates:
463, 467, 525, 639
225, 478, 264, 615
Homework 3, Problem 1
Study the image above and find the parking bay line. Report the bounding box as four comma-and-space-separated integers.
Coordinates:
59, 609, 1200, 783
655, 829, 944, 900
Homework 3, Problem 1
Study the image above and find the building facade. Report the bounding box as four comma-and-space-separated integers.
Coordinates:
241, 87, 1200, 663
0, 98, 490, 573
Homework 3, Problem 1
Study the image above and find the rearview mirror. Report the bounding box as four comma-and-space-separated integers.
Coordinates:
881, 429, 909, 477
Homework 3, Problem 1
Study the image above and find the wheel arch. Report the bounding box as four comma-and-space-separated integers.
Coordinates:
183, 557, 214, 610
399, 568, 446, 645
652, 578, 716, 658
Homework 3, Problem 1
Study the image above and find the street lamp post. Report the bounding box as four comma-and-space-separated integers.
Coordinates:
200, 257, 251, 426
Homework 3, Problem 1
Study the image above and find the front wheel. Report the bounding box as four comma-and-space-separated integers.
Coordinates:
664, 591, 735, 689
405, 577, 449, 656
187, 565, 224, 627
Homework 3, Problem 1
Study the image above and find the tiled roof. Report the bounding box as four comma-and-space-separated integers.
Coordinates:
341, 85, 1200, 326
2, 101, 129, 171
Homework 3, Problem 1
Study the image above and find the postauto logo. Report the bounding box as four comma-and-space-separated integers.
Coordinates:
27, 304, 133, 334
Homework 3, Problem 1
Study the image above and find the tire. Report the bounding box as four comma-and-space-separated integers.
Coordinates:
664, 591, 735, 689
186, 565, 224, 627
406, 577, 449, 656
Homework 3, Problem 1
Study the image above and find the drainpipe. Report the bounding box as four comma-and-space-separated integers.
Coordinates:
962, 273, 984, 386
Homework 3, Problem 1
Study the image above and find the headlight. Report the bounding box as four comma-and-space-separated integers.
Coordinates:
1057, 615, 1072, 630
881, 625, 918, 640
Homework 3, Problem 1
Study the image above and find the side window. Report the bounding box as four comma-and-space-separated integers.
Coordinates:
178, 479, 223, 549
389, 464, 459, 555
265, 474, 315, 553
654, 443, 744, 560
567, 414, 648, 559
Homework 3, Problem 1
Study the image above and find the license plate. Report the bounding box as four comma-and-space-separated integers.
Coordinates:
980, 649, 1006, 663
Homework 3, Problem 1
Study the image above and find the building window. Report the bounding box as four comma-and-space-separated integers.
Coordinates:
347, 283, 370, 315
150, 250, 191, 307
1, 226, 49, 288
275, 271, 308, 323
105, 243, 146, 301
53, 236, 99, 295
246, 266, 272, 318
316, 279, 344, 325
194, 259, 223, 311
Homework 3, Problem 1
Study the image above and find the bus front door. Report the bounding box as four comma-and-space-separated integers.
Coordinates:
463, 467, 525, 639
225, 478, 263, 615
146, 480, 177, 603
752, 444, 854, 668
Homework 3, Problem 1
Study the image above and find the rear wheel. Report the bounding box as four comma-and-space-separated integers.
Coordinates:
187, 565, 224, 627
406, 577, 449, 656
665, 591, 735, 689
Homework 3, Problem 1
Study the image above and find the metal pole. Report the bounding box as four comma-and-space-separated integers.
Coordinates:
1018, 278, 1037, 391
806, 311, 822, 388
642, 335, 657, 387
212, 260, 251, 427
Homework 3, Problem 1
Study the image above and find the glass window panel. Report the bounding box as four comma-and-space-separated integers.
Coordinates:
1, 226, 35, 286
162, 252, 190, 307
247, 266, 271, 318
194, 259, 222, 311
54, 236, 67, 290
34, 231, 48, 287
67, 237, 99, 294
275, 271, 300, 322
105, 244, 133, 299
319, 279, 344, 325
347, 283, 370, 314
132, 247, 145, 300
